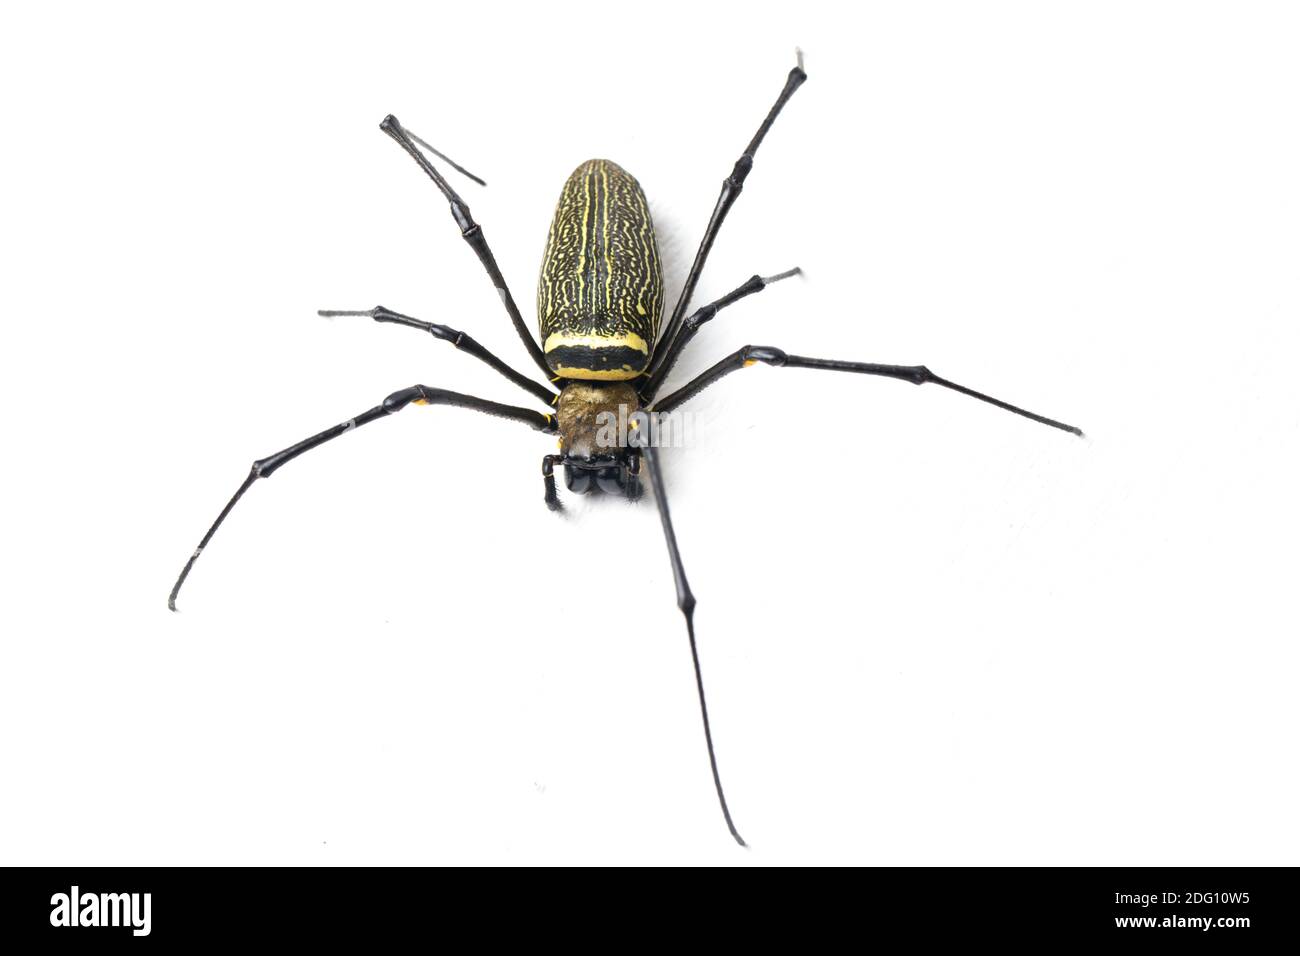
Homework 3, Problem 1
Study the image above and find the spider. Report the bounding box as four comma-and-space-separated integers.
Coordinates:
169, 52, 1081, 846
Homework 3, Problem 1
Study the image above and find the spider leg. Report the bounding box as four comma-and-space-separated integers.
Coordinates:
168, 386, 555, 610
638, 268, 800, 403
651, 345, 1084, 436
319, 305, 556, 405
646, 51, 807, 384
541, 454, 564, 512
624, 448, 643, 501
642, 446, 747, 848
379, 114, 554, 380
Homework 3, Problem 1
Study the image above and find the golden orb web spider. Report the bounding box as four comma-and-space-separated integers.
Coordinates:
169, 51, 1082, 847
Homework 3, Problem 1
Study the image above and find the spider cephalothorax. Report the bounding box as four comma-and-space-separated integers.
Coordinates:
553, 382, 642, 497
555, 382, 640, 459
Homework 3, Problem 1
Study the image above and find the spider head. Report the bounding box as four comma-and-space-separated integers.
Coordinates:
552, 382, 645, 498
554, 382, 640, 455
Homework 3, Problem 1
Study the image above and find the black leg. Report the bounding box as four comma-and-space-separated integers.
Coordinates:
169, 386, 555, 610
651, 345, 1084, 436
319, 305, 557, 406
638, 267, 800, 403
379, 114, 554, 380
623, 448, 642, 501
541, 454, 563, 512
642, 446, 747, 847
645, 52, 807, 385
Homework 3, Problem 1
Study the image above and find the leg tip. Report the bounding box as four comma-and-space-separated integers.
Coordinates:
767, 266, 803, 285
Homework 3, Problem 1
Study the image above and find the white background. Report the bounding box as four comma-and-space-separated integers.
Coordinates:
1, 1, 1297, 866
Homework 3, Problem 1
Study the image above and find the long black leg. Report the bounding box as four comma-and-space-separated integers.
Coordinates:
319, 305, 556, 405
638, 267, 800, 403
645, 52, 807, 385
652, 345, 1084, 436
642, 446, 747, 847
403, 130, 488, 187
169, 386, 555, 610
380, 115, 554, 380
541, 454, 563, 512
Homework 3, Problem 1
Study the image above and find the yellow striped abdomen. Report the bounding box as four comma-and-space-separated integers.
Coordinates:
537, 159, 663, 381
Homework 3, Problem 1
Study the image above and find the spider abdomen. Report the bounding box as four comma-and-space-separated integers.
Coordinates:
537, 159, 663, 381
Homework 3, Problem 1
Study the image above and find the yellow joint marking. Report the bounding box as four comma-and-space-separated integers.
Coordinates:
550, 375, 562, 382
551, 394, 560, 405
743, 359, 758, 368
413, 397, 430, 405
543, 331, 649, 355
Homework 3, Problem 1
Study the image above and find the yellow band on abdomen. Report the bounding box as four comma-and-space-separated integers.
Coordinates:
549, 365, 641, 380
543, 332, 649, 355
